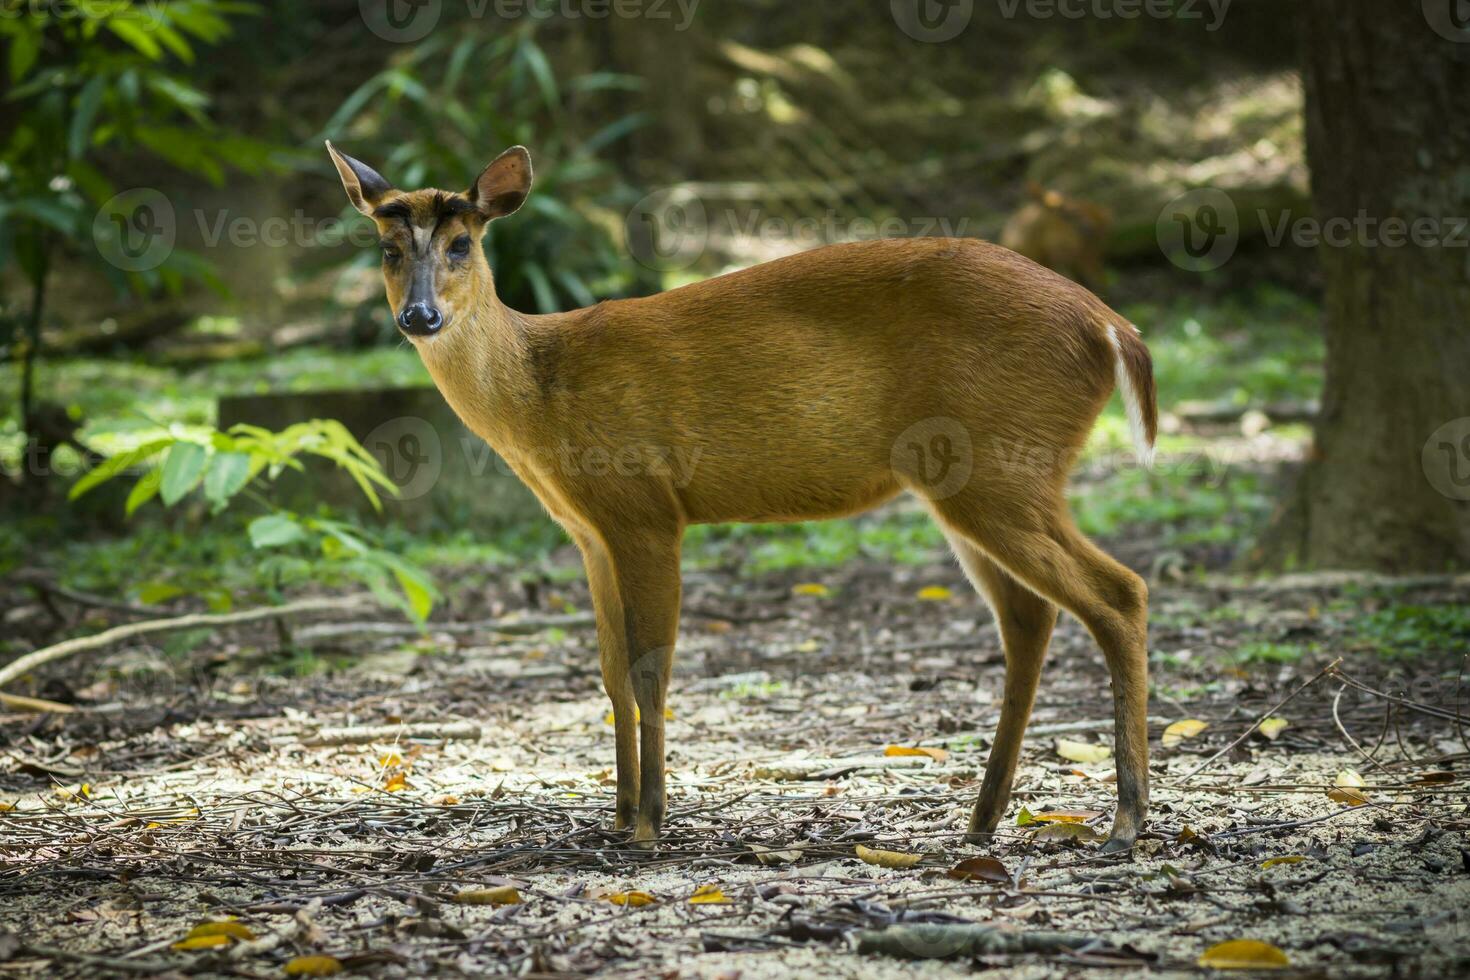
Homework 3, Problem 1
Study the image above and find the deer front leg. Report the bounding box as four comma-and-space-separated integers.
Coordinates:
574, 532, 639, 830
605, 529, 683, 847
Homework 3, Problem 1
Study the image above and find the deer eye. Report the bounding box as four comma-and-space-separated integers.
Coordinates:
380, 244, 401, 262
447, 235, 472, 260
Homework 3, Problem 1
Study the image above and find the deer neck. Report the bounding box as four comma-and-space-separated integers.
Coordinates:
414, 288, 536, 452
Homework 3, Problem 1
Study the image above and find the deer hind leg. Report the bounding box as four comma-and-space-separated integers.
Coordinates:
939, 528, 1058, 841
930, 494, 1150, 852
572, 531, 639, 830
602, 527, 683, 847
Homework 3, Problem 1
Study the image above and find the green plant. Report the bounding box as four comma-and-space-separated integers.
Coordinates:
319, 24, 647, 312
68, 420, 437, 621
0, 1, 276, 431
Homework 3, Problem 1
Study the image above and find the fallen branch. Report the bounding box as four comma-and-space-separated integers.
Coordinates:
293, 612, 594, 644
0, 691, 76, 714
303, 722, 482, 746
855, 924, 1094, 959
0, 594, 377, 691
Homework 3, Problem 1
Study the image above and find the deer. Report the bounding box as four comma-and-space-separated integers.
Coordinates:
327, 142, 1158, 853
1000, 182, 1114, 291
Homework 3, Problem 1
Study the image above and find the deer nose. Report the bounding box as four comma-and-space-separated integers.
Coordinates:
398, 303, 443, 336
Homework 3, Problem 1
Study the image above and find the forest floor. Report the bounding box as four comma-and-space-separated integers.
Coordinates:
3, 530, 1468, 978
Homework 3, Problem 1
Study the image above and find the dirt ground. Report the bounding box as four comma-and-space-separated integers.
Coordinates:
2, 541, 1468, 977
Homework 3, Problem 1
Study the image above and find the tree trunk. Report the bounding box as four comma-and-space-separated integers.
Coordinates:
1270, 1, 1470, 571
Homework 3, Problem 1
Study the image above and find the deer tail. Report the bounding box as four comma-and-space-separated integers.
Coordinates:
1105, 323, 1158, 469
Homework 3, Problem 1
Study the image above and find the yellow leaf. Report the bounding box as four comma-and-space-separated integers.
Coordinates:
186, 920, 256, 941
1327, 769, 1369, 806
1055, 738, 1111, 764
792, 583, 830, 597
1261, 855, 1305, 868
1162, 719, 1209, 748
1016, 806, 1038, 826
284, 956, 343, 976
855, 844, 922, 869
0, 802, 15, 812
378, 752, 404, 768
171, 935, 231, 950
915, 586, 954, 601
382, 772, 411, 792
794, 639, 821, 653
453, 885, 521, 905
1257, 717, 1289, 740
883, 745, 949, 763
604, 891, 657, 907
1031, 809, 1103, 824
1197, 939, 1290, 969
55, 783, 91, 802
689, 884, 730, 904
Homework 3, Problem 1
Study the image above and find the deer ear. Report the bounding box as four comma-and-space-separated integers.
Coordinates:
326, 141, 393, 217
469, 146, 533, 221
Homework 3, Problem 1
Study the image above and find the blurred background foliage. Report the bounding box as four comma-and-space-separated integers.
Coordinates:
0, 0, 1331, 614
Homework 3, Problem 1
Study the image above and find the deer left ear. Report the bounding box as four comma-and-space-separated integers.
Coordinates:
469, 146, 533, 221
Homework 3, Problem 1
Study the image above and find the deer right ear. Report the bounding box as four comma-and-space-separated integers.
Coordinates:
326, 140, 393, 217
469, 146, 533, 221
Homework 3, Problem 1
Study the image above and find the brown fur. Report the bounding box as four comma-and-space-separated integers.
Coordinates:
328, 143, 1157, 851
1000, 183, 1113, 290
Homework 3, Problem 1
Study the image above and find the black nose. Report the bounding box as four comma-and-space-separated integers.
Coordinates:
398, 303, 443, 336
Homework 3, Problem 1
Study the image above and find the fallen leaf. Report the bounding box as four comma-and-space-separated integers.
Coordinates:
378, 752, 404, 769
1030, 809, 1103, 824
1197, 938, 1290, 969
1031, 822, 1104, 843
1327, 769, 1370, 806
915, 586, 954, 601
172, 935, 232, 951
883, 745, 949, 763
750, 843, 801, 865
54, 783, 91, 802
284, 956, 344, 976
1261, 855, 1305, 868
855, 844, 922, 869
453, 886, 521, 906
603, 891, 657, 907
1410, 770, 1455, 785
185, 920, 255, 942
689, 884, 730, 904
792, 583, 831, 597
381, 772, 411, 793
1162, 719, 1209, 748
1257, 717, 1289, 740
1054, 738, 1111, 764
1016, 806, 1038, 826
948, 856, 1010, 883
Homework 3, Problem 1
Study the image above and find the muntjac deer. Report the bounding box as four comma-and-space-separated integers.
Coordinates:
328, 142, 1158, 852
1000, 182, 1114, 291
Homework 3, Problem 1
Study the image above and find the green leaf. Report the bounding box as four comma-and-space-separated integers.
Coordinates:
203, 451, 252, 508
70, 439, 173, 500
392, 564, 435, 622
125, 468, 163, 516
9, 28, 40, 82
137, 582, 187, 605
107, 18, 163, 60
69, 75, 109, 160
248, 513, 306, 549
159, 442, 208, 506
